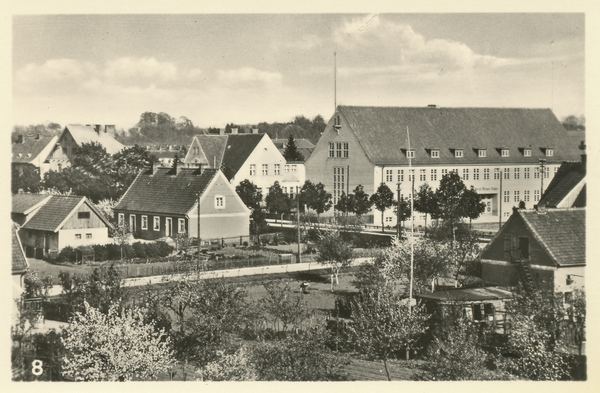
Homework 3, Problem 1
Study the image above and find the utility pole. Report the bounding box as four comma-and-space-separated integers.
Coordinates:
297, 186, 301, 264
539, 158, 547, 198
498, 168, 503, 230
197, 191, 201, 270
397, 182, 402, 239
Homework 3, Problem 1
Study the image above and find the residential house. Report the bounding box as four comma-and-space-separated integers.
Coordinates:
272, 137, 315, 161
183, 131, 305, 198
537, 159, 586, 208
304, 105, 581, 226
13, 194, 113, 258
12, 133, 59, 177
146, 145, 187, 167
47, 124, 124, 172
479, 208, 585, 298
12, 224, 29, 305
113, 164, 250, 242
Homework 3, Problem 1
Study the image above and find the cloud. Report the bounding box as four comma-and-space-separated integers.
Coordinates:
15, 58, 96, 89
217, 67, 282, 89
286, 34, 321, 50
103, 57, 178, 85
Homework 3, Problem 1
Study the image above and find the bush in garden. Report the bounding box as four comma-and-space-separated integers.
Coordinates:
91, 244, 109, 262
131, 242, 148, 258
56, 246, 77, 263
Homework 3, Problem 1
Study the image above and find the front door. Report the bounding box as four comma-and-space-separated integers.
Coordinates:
129, 214, 136, 232
165, 218, 172, 237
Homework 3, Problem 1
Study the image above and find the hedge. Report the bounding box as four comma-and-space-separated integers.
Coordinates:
55, 241, 173, 263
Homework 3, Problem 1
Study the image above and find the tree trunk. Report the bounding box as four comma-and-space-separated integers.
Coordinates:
381, 211, 385, 233
383, 358, 392, 381
330, 274, 334, 292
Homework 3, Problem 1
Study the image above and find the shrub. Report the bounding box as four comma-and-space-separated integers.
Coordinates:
56, 246, 77, 263
92, 244, 109, 262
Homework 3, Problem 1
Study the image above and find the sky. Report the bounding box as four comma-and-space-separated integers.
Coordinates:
12, 13, 585, 130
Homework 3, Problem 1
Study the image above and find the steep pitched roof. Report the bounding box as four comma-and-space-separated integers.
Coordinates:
338, 106, 581, 165
194, 135, 228, 167
272, 138, 315, 149
12, 225, 28, 273
12, 194, 52, 214
63, 125, 124, 154
115, 168, 219, 215
518, 208, 585, 267
539, 161, 586, 208
12, 134, 58, 163
221, 134, 264, 174
21, 195, 112, 232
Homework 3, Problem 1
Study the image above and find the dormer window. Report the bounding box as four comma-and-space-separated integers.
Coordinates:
430, 149, 440, 158
545, 148, 554, 157
406, 150, 415, 159
333, 114, 341, 130
523, 148, 532, 157
478, 149, 487, 158
454, 149, 463, 158
501, 149, 510, 157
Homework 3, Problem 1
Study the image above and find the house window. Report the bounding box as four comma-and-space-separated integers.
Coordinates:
514, 191, 520, 202
406, 150, 415, 159
62, 147, 68, 156
484, 168, 490, 180
250, 164, 256, 176
408, 169, 415, 181
519, 237, 530, 259
504, 168, 510, 180
78, 212, 90, 219
343, 143, 349, 158
534, 190, 540, 201
454, 150, 463, 158
524, 190, 530, 202
333, 167, 345, 204
398, 170, 404, 182
386, 170, 393, 182
262, 164, 268, 176
534, 167, 540, 179
283, 186, 287, 194
86, 233, 92, 239
546, 149, 554, 157
129, 214, 136, 231
141, 215, 148, 230
462, 169, 469, 181
329, 143, 335, 158
473, 168, 480, 180
178, 218, 186, 233
285, 164, 290, 173
215, 196, 225, 209
194, 146, 199, 154
514, 168, 520, 179
478, 149, 487, 158
431, 169, 437, 181
524, 149, 532, 157
503, 191, 510, 203
291, 164, 297, 173
153, 216, 160, 231
504, 211, 511, 217
420, 169, 426, 181
441, 168, 448, 177
75, 234, 81, 239
524, 167, 530, 179
385, 216, 393, 223
564, 292, 573, 304
544, 167, 550, 179
118, 213, 124, 226
274, 164, 280, 175
494, 168, 500, 180
554, 166, 558, 173
336, 142, 343, 158
501, 149, 510, 157
431, 150, 439, 158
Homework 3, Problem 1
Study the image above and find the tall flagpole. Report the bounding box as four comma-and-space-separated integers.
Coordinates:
407, 126, 414, 313
334, 51, 337, 111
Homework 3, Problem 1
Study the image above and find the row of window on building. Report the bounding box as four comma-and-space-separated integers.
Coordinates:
384, 166, 554, 183
249, 164, 297, 176
327, 144, 554, 160
74, 233, 93, 239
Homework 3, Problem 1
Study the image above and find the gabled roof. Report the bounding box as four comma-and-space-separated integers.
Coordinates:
12, 193, 51, 215
63, 125, 124, 154
272, 138, 315, 149
518, 208, 585, 267
194, 135, 228, 167
21, 195, 112, 232
539, 161, 586, 208
12, 225, 28, 273
337, 106, 581, 165
12, 134, 58, 163
221, 134, 265, 174
114, 168, 219, 215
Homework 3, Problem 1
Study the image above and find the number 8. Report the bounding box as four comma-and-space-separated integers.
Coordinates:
32, 359, 43, 376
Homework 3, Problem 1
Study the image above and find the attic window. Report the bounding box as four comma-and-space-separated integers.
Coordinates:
78, 212, 90, 219
523, 149, 532, 157
454, 149, 463, 158
334, 114, 341, 130
430, 149, 439, 158
545, 148, 554, 157
17, 153, 22, 158
406, 150, 415, 159
27, 153, 32, 158
501, 149, 510, 157
478, 149, 487, 158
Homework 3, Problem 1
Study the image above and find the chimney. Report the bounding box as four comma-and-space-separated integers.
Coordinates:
252, 128, 259, 134
35, 133, 41, 140
537, 203, 547, 214
151, 160, 159, 175
173, 160, 179, 175
428, 104, 437, 108
16, 134, 23, 144
93, 124, 101, 134
231, 128, 238, 134
219, 128, 225, 136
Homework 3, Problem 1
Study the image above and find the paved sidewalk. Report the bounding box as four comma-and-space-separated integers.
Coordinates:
46, 257, 372, 296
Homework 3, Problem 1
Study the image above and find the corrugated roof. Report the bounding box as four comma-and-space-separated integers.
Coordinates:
539, 161, 586, 207
115, 167, 218, 215
12, 134, 58, 163
64, 125, 124, 154
12, 193, 51, 214
221, 134, 264, 174
416, 287, 513, 302
338, 106, 581, 165
12, 225, 28, 273
519, 208, 585, 267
